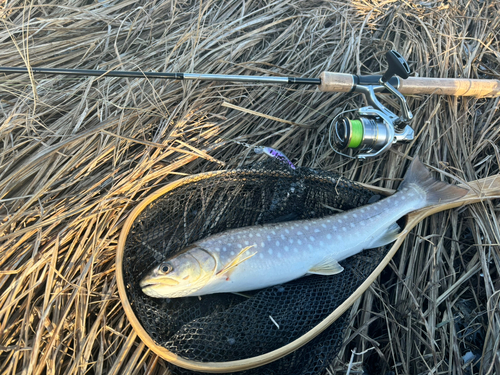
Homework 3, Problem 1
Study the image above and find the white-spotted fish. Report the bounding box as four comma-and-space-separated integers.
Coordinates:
140, 158, 467, 298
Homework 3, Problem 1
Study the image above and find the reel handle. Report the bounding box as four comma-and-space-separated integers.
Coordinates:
381, 50, 410, 82
319, 72, 500, 97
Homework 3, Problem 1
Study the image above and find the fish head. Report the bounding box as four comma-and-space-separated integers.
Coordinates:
139, 247, 217, 298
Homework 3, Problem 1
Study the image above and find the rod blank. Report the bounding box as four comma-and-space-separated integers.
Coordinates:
0, 66, 321, 85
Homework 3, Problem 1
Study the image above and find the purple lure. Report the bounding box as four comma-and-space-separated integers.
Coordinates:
254, 146, 296, 170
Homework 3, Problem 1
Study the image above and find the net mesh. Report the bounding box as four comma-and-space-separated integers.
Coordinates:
122, 159, 390, 374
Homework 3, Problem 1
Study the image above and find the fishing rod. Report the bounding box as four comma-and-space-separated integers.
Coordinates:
2, 51, 499, 158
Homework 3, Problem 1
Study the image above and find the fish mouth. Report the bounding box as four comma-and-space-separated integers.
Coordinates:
139, 282, 156, 289
139, 278, 180, 289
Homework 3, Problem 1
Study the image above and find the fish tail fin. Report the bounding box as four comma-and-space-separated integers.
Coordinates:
399, 157, 468, 206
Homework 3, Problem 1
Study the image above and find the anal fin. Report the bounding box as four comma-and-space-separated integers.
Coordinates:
308, 256, 344, 275
369, 222, 401, 248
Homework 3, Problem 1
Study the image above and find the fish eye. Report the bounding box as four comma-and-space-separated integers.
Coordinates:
159, 263, 172, 274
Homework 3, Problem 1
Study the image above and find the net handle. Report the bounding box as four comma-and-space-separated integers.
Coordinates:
116, 171, 500, 373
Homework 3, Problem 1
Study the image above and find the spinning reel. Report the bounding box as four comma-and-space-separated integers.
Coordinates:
330, 51, 414, 159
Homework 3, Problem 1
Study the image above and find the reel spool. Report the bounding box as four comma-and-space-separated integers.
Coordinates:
330, 50, 415, 159
334, 116, 389, 152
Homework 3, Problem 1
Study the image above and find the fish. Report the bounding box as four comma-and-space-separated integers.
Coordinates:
140, 158, 468, 298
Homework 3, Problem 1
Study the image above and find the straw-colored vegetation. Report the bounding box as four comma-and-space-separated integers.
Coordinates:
1, 0, 499, 374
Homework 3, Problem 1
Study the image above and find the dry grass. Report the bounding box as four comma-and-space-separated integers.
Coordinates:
0, 0, 499, 374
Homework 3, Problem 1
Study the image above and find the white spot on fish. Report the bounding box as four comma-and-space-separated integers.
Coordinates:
272, 231, 276, 235
342, 227, 347, 232
257, 233, 261, 237
289, 239, 294, 244
261, 242, 265, 247
276, 241, 280, 246
314, 229, 320, 233
338, 219, 343, 223
401, 196, 406, 200
281, 234, 285, 240
285, 229, 290, 234
298, 231, 303, 235
361, 209, 365, 213
294, 248, 298, 253
403, 188, 408, 191
409, 193, 415, 197
267, 236, 271, 241
305, 226, 309, 230
278, 253, 282, 258
319, 241, 324, 246
231, 251, 235, 255
308, 244, 313, 250
259, 253, 264, 259
353, 214, 357, 218
284, 246, 289, 251
327, 219, 331, 223
322, 224, 327, 228
237, 235, 241, 239
223, 247, 227, 251
249, 234, 253, 238
268, 249, 273, 254
245, 241, 249, 245
297, 239, 302, 245
327, 234, 332, 240
350, 223, 355, 228
337, 235, 342, 240
238, 244, 242, 248
360, 221, 365, 226
309, 236, 315, 241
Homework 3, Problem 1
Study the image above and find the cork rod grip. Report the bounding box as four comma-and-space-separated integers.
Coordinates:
398, 77, 500, 97
319, 72, 500, 98
318, 72, 355, 93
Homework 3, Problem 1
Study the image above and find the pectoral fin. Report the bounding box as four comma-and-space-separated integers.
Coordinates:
216, 245, 257, 278
308, 257, 344, 275
368, 222, 401, 248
